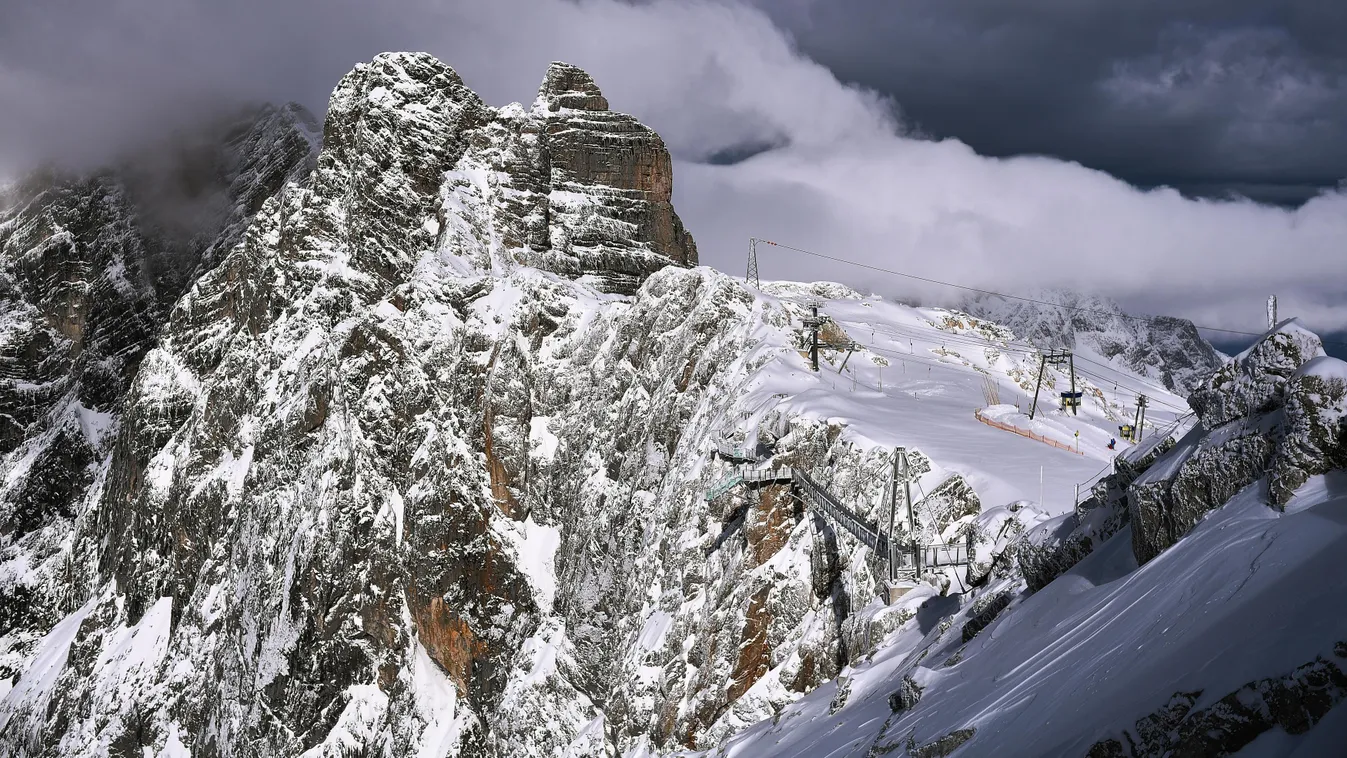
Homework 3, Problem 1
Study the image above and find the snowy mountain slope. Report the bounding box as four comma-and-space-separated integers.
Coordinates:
683, 322, 1347, 758
964, 290, 1226, 396
0, 49, 1342, 758
681, 473, 1347, 758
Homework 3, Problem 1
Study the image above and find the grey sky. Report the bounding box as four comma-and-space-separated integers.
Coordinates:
755, 0, 1347, 206
1, 0, 1343, 340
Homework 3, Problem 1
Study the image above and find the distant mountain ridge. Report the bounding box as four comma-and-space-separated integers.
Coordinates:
963, 289, 1226, 396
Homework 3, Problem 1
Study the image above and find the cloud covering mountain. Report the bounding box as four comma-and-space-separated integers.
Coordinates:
2, 0, 1343, 338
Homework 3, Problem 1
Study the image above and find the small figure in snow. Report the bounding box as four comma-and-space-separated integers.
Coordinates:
1107, 438, 1116, 450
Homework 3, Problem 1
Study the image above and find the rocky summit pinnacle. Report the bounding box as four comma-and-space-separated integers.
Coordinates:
539, 61, 610, 112
312, 51, 696, 294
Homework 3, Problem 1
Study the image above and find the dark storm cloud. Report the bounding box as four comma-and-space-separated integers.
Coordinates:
1, 0, 1343, 340
758, 0, 1347, 204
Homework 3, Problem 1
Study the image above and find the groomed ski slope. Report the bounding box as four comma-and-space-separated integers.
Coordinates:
729, 281, 1189, 519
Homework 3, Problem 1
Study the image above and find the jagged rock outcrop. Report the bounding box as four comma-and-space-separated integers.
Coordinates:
1088, 643, 1347, 757
1017, 432, 1176, 591
965, 290, 1224, 395
960, 591, 1011, 642
1127, 320, 1343, 564
1129, 424, 1274, 564
1270, 357, 1347, 504
887, 675, 924, 712
1188, 319, 1325, 429
916, 475, 981, 535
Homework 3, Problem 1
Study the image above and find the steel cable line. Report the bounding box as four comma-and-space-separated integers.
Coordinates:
817, 306, 1193, 414
836, 319, 1041, 358
831, 304, 1199, 414
1069, 363, 1188, 412
1068, 364, 1190, 414
862, 323, 1039, 355
836, 316, 1191, 415
1063, 353, 1192, 411
853, 342, 989, 381
1068, 354, 1193, 409
753, 238, 1347, 348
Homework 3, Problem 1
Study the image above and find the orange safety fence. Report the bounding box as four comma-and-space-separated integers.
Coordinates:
973, 408, 1084, 456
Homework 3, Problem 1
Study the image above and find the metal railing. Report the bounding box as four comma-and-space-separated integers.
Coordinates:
794, 469, 889, 555
704, 474, 745, 502
922, 542, 971, 568
714, 439, 760, 462
742, 465, 793, 483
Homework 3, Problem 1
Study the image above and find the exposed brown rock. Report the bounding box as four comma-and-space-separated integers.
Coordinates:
482, 405, 519, 519
413, 596, 489, 694
745, 484, 794, 567
728, 586, 773, 702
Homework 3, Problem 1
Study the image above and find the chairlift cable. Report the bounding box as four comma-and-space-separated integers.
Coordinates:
753, 239, 1347, 348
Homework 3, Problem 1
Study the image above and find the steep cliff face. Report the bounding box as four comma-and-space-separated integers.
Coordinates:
0, 103, 318, 684
965, 290, 1224, 396
0, 52, 733, 758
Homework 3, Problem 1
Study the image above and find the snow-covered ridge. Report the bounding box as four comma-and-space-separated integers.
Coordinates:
964, 289, 1225, 396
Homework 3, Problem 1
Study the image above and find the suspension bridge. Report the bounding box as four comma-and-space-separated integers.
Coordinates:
707, 438, 973, 599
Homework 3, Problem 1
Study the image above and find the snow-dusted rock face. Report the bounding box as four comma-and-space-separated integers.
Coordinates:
1270, 356, 1347, 505
0, 103, 318, 676
1188, 319, 1326, 430
965, 290, 1224, 396
1017, 431, 1178, 592
1129, 423, 1274, 564
1126, 319, 1341, 563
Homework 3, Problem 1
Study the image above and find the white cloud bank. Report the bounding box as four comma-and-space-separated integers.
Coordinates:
3, 0, 1343, 335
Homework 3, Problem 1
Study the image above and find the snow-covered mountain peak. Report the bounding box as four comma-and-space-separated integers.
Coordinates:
964, 289, 1225, 395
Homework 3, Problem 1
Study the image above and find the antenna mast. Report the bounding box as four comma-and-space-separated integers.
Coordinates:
1267, 295, 1277, 330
